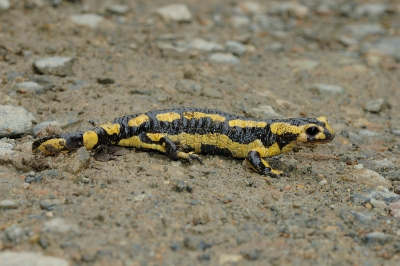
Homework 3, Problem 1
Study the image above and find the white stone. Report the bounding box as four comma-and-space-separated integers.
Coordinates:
0, 251, 68, 266
156, 4, 192, 22
69, 13, 104, 28
0, 0, 10, 10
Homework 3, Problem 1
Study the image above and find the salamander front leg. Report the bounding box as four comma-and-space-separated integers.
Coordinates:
246, 150, 287, 178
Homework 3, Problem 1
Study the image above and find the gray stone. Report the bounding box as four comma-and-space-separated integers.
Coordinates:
269, 2, 309, 19
0, 200, 19, 209
348, 132, 364, 145
370, 198, 387, 209
67, 79, 89, 90
365, 232, 392, 245
40, 199, 61, 211
175, 79, 203, 96
188, 38, 224, 52
225, 41, 246, 56
33, 117, 80, 137
0, 251, 69, 266
69, 13, 104, 28
67, 147, 90, 174
201, 88, 223, 99
0, 0, 10, 10
231, 16, 251, 28
365, 186, 400, 205
5, 225, 28, 243
157, 34, 183, 41
157, 43, 188, 58
366, 37, 400, 60
106, 4, 130, 15
364, 98, 390, 113
33, 57, 74, 77
0, 138, 15, 155
307, 83, 345, 95
289, 59, 320, 72
44, 218, 79, 233
365, 159, 396, 172
247, 105, 281, 118
355, 3, 389, 17
357, 129, 380, 137
352, 169, 392, 188
183, 236, 210, 250
209, 53, 239, 64
236, 2, 265, 15
14, 81, 44, 94
338, 35, 358, 47
350, 211, 373, 224
266, 42, 284, 52
173, 180, 187, 192
0, 105, 35, 137
345, 24, 385, 39
156, 4, 192, 22
391, 129, 400, 136
32, 120, 61, 136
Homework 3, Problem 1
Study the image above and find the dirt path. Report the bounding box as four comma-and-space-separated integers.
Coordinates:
1, 0, 400, 265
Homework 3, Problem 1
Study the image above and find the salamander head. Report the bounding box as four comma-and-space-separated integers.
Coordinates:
295, 117, 335, 146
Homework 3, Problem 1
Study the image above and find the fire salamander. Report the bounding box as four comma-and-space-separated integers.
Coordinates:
32, 107, 335, 178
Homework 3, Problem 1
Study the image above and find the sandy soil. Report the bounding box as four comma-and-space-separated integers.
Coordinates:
1, 0, 400, 265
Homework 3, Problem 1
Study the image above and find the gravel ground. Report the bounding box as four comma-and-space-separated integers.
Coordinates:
1, 0, 400, 265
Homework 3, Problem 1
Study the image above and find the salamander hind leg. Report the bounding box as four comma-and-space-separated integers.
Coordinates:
145, 133, 202, 164
246, 150, 288, 178
162, 137, 202, 164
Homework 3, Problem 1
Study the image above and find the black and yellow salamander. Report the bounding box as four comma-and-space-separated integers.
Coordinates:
32, 107, 335, 178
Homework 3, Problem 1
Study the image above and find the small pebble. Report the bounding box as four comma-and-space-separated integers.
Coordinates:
156, 4, 192, 22
0, 105, 35, 137
365, 37, 400, 60
0, 251, 69, 266
40, 199, 61, 211
209, 53, 239, 64
355, 3, 389, 17
14, 82, 44, 94
225, 40, 246, 56
354, 164, 364, 170
173, 180, 187, 192
106, 5, 130, 15
175, 79, 203, 96
188, 38, 224, 52
0, 0, 10, 10
269, 2, 309, 19
0, 200, 19, 210
307, 83, 345, 95
247, 105, 281, 118
363, 98, 390, 113
33, 57, 74, 77
69, 14, 104, 28
365, 232, 392, 245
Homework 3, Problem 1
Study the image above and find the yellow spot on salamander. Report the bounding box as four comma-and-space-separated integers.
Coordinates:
83, 131, 98, 150
128, 114, 149, 127
146, 133, 165, 142
228, 119, 266, 128
183, 112, 226, 122
36, 138, 66, 154
118, 136, 166, 153
317, 116, 335, 137
100, 123, 120, 135
168, 133, 289, 158
270, 122, 303, 135
156, 112, 181, 122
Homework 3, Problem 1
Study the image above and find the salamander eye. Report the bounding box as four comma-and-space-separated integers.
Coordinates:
306, 126, 319, 136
